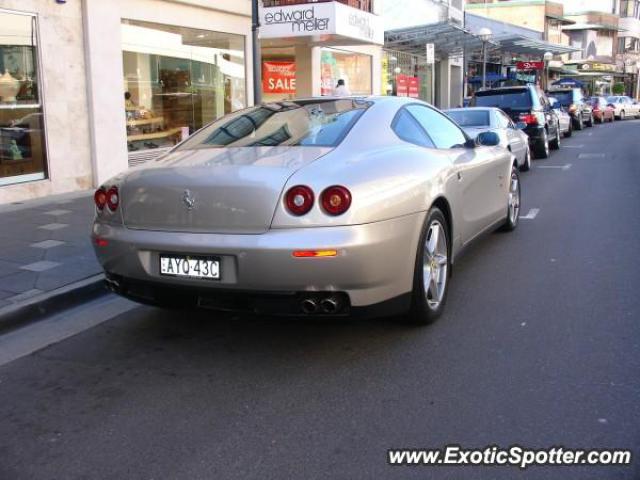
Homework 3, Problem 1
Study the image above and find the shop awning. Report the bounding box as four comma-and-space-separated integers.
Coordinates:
384, 21, 495, 59
489, 35, 580, 56
552, 78, 584, 88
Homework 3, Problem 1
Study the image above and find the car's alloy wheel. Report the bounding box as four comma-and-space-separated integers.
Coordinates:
502, 166, 521, 231
586, 115, 593, 127
406, 207, 450, 325
535, 130, 550, 158
620, 110, 625, 120
576, 117, 583, 130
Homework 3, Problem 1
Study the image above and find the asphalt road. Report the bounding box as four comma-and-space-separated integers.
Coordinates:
1, 119, 639, 480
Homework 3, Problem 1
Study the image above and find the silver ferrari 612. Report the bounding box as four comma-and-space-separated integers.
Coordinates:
92, 96, 521, 324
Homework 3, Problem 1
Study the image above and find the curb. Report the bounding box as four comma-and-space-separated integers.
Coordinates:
0, 274, 108, 335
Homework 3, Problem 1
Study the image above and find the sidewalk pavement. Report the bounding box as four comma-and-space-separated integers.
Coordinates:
0, 190, 103, 314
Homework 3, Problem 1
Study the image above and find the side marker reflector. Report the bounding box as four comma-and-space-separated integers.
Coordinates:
293, 250, 338, 258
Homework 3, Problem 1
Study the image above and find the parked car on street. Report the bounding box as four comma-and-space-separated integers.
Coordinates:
92, 97, 521, 325
546, 87, 593, 130
547, 96, 572, 137
445, 106, 531, 171
470, 85, 561, 159
606, 95, 640, 120
588, 97, 615, 123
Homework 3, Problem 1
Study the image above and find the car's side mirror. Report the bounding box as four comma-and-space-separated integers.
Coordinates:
515, 122, 527, 130
476, 131, 501, 147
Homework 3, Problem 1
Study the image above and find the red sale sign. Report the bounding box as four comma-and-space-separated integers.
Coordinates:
396, 75, 420, 98
262, 61, 296, 94
407, 76, 420, 98
517, 61, 544, 71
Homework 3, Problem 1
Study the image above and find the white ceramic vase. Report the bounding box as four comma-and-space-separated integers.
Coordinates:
0, 69, 21, 103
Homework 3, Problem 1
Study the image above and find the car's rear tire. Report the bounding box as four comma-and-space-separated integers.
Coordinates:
534, 130, 550, 158
519, 147, 531, 172
405, 207, 450, 325
620, 110, 625, 121
550, 125, 561, 150
500, 166, 521, 232
586, 115, 593, 127
575, 117, 584, 130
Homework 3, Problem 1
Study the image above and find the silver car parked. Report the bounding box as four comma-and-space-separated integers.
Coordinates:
92, 97, 521, 324
445, 107, 532, 172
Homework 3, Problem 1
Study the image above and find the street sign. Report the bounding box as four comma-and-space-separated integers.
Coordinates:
426, 43, 434, 64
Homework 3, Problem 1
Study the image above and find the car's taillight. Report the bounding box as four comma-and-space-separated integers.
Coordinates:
321, 186, 352, 216
285, 185, 314, 216
94, 188, 107, 211
519, 113, 538, 126
106, 186, 119, 212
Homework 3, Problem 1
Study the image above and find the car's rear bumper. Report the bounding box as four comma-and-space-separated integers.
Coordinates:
91, 213, 425, 312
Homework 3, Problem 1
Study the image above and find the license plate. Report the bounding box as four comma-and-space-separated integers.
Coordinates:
159, 255, 220, 280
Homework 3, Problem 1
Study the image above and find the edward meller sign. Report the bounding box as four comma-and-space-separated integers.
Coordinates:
259, 2, 383, 45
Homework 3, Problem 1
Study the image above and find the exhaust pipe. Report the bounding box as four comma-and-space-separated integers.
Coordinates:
320, 297, 340, 314
301, 298, 318, 314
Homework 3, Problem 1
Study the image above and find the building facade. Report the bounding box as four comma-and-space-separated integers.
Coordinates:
0, 0, 253, 204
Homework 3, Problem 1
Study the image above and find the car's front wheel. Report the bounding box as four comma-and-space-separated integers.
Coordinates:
501, 166, 521, 232
575, 116, 584, 130
586, 114, 594, 127
619, 110, 625, 121
406, 207, 450, 325
550, 125, 561, 150
534, 130, 550, 158
519, 146, 531, 172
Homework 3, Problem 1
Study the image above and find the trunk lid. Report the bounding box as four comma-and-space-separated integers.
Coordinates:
120, 146, 331, 234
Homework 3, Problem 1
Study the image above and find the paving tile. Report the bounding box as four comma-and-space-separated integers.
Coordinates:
0, 259, 22, 278
35, 260, 102, 291
31, 240, 67, 249
7, 288, 43, 303
20, 260, 61, 272
0, 245, 45, 265
0, 271, 38, 293
38, 223, 69, 231
43, 209, 72, 216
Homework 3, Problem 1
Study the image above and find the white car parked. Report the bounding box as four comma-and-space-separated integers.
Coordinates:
606, 96, 640, 120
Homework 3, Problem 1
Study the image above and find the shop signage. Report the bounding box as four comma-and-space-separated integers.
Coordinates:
259, 2, 383, 45
516, 61, 544, 71
426, 44, 434, 64
262, 61, 296, 95
396, 75, 420, 98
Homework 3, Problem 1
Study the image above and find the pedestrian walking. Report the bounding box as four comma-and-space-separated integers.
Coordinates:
333, 79, 351, 97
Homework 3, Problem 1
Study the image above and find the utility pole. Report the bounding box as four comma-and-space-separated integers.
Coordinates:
252, 0, 262, 105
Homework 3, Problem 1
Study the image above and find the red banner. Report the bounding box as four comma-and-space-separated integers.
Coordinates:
262, 61, 296, 95
517, 61, 544, 71
396, 74, 409, 96
408, 76, 420, 98
396, 75, 420, 98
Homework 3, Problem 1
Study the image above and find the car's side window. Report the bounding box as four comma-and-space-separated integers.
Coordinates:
391, 108, 435, 148
497, 111, 511, 128
406, 105, 467, 149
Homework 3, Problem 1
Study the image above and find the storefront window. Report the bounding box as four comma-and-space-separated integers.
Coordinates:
320, 48, 372, 96
121, 20, 246, 153
0, 10, 47, 186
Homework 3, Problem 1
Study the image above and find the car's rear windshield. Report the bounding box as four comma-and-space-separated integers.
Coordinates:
177, 99, 370, 150
472, 89, 532, 110
446, 110, 490, 127
550, 91, 575, 106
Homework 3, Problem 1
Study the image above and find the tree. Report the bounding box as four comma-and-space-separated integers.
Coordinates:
612, 82, 625, 95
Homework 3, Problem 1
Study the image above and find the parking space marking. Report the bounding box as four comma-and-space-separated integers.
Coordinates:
563, 145, 584, 149
537, 163, 572, 170
520, 208, 539, 220
578, 153, 605, 159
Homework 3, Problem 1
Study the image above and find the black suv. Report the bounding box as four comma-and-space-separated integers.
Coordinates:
546, 87, 593, 130
470, 85, 561, 159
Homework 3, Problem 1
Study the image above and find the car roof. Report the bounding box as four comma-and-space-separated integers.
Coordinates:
444, 107, 496, 112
